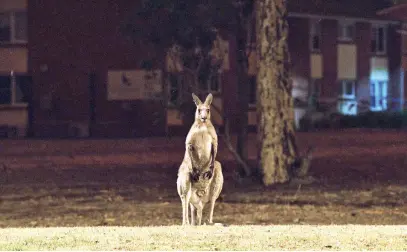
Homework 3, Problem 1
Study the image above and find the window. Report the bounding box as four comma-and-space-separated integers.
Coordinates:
340, 80, 355, 99
370, 80, 388, 111
338, 80, 356, 115
0, 73, 30, 105
338, 20, 354, 41
310, 19, 321, 52
249, 75, 256, 106
0, 11, 27, 44
371, 24, 386, 55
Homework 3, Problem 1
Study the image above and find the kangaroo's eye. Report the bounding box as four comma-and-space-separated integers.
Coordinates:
198, 109, 201, 113
206, 109, 210, 113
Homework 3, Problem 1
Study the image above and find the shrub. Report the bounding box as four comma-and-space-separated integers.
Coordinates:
338, 111, 407, 129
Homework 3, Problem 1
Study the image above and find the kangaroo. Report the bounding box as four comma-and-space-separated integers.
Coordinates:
177, 144, 224, 226
177, 93, 221, 226
185, 93, 218, 175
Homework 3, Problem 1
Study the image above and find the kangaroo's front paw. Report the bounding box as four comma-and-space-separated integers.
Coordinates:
203, 170, 213, 180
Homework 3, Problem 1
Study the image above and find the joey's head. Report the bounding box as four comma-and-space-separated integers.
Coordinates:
192, 93, 213, 123
304, 146, 314, 161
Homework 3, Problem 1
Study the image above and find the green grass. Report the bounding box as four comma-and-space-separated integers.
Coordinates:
1, 225, 407, 250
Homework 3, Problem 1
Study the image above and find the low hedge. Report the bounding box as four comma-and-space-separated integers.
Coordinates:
339, 111, 407, 129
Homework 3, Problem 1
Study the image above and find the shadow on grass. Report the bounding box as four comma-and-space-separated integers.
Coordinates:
1, 129, 407, 226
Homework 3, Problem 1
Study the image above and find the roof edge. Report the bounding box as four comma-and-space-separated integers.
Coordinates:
377, 3, 407, 15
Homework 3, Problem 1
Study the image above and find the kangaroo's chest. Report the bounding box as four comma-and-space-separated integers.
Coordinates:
187, 126, 213, 159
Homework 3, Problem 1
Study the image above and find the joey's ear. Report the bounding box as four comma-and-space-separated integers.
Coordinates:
306, 146, 314, 159
204, 93, 213, 105
192, 93, 202, 106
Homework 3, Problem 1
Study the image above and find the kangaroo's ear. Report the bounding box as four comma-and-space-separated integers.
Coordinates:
204, 93, 213, 106
192, 93, 202, 106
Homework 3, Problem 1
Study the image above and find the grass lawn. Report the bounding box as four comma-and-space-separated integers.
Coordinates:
2, 225, 407, 250
1, 130, 407, 250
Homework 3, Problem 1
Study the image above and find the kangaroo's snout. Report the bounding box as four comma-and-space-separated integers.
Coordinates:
197, 108, 209, 123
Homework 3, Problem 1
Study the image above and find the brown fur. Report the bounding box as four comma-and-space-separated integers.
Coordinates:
184, 93, 218, 174
177, 93, 223, 226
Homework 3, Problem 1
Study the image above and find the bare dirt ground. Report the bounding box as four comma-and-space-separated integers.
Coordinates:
1, 129, 407, 227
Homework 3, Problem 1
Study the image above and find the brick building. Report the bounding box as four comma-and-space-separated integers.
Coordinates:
0, 0, 406, 137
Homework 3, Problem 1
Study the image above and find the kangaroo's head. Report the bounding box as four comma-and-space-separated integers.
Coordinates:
192, 93, 213, 124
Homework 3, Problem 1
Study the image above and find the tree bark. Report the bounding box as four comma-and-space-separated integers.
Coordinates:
255, 0, 298, 185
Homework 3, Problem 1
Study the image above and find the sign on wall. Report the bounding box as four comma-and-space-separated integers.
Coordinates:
107, 69, 163, 100
337, 44, 357, 79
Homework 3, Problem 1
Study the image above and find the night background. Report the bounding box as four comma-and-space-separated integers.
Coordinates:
0, 0, 407, 250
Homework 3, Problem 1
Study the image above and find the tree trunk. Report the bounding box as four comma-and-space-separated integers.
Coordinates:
255, 0, 298, 185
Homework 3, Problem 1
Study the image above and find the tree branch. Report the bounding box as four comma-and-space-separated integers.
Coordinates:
211, 104, 253, 177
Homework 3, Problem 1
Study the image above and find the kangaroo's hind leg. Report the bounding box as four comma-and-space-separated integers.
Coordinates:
190, 203, 197, 226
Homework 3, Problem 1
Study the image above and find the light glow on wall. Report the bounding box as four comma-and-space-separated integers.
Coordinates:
370, 57, 389, 81
370, 68, 389, 81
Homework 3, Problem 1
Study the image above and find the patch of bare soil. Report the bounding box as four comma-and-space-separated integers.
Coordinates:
1, 129, 407, 227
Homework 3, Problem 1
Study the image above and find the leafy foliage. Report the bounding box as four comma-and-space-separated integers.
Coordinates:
122, 0, 254, 127
122, 0, 241, 55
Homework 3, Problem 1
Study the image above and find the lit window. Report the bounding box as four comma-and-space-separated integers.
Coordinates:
338, 80, 357, 115
0, 11, 27, 44
0, 74, 30, 105
338, 20, 354, 41
310, 19, 321, 52
371, 24, 386, 55
370, 80, 387, 111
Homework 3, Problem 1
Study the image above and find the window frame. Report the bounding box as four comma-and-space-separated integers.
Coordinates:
0, 10, 27, 44
371, 24, 387, 55
310, 19, 322, 52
